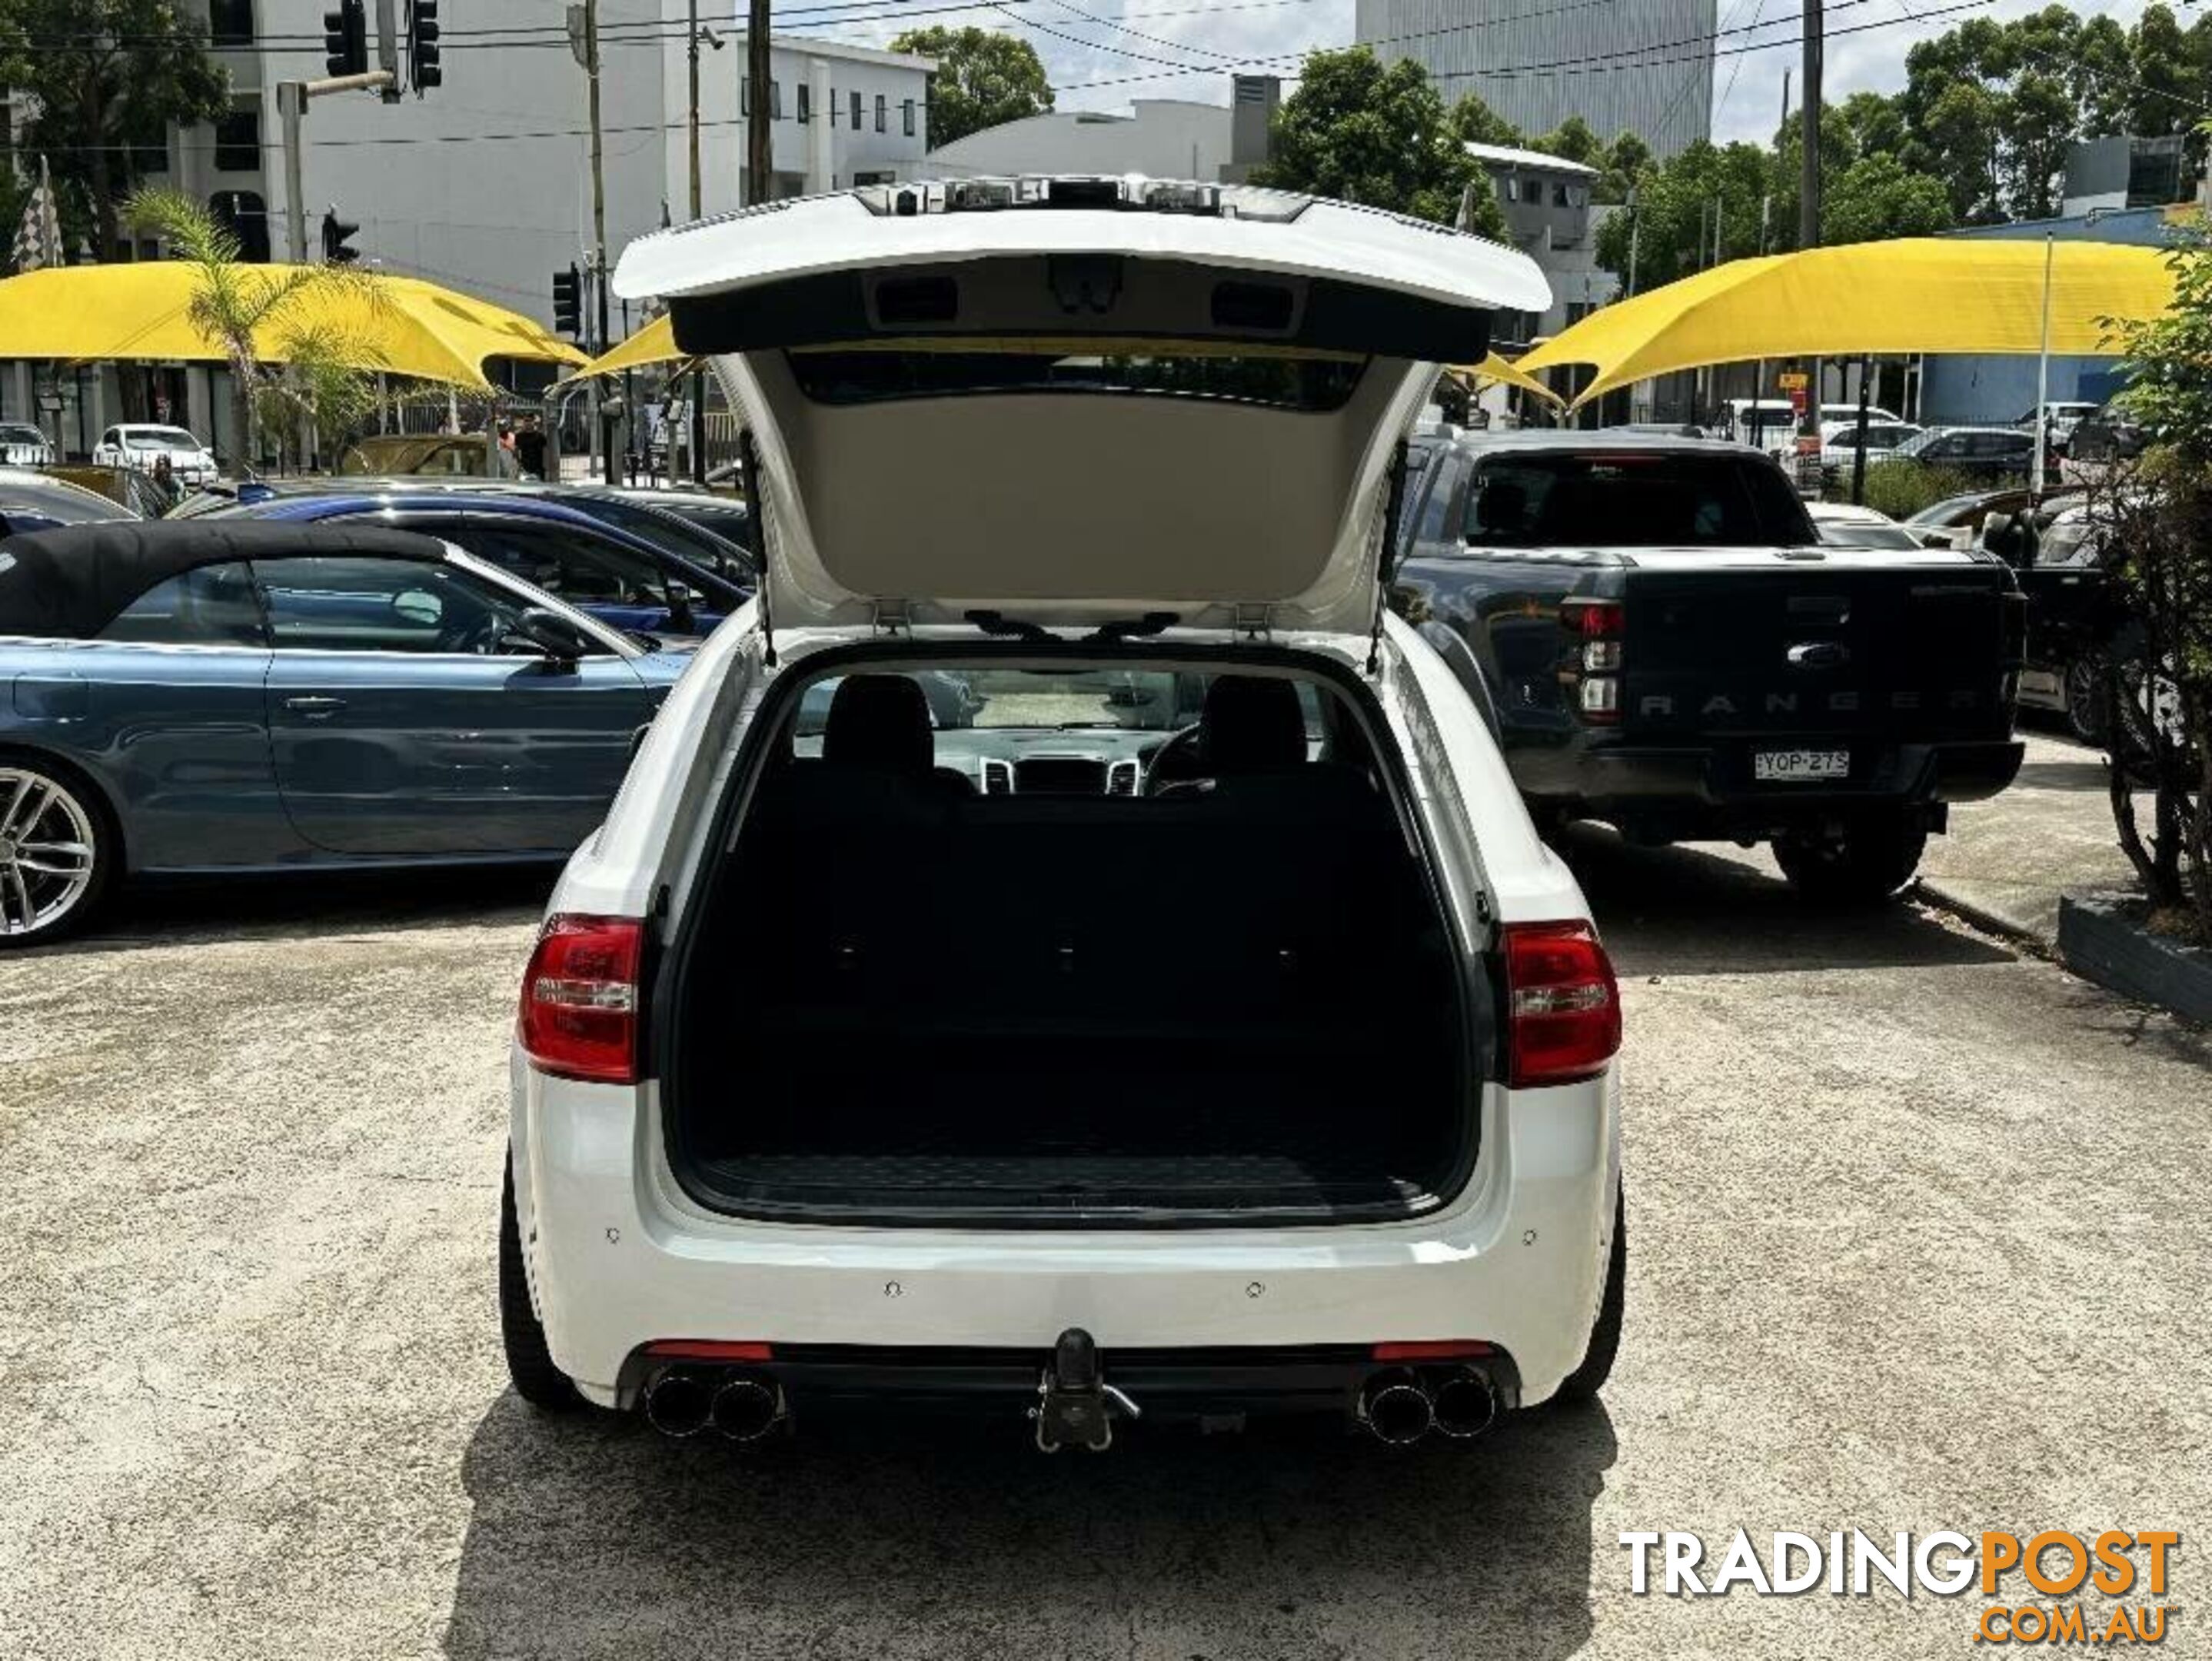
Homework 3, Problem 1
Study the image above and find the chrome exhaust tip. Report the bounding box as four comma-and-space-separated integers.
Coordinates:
643, 1369, 714, 1438
710, 1374, 784, 1443
1359, 1370, 1434, 1446
1429, 1367, 1499, 1440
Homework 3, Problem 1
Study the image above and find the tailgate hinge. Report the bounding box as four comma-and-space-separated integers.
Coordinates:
873, 597, 913, 636
1232, 602, 1273, 641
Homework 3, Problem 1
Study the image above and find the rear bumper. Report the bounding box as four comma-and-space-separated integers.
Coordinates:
1512, 737, 2024, 836
508, 1059, 1622, 1415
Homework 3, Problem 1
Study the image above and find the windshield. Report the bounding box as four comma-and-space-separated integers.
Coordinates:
794, 668, 1322, 742
564, 494, 751, 585
1815, 518, 1923, 549
125, 428, 202, 451
1, 424, 46, 445
1461, 451, 1817, 548
0, 477, 137, 524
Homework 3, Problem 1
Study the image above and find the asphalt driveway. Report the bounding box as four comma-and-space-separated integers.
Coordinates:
2, 838, 2205, 1659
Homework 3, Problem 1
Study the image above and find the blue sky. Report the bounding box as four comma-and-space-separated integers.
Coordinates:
814, 0, 2173, 145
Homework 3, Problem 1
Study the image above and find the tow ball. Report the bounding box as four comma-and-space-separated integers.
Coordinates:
1029, 1327, 1141, 1453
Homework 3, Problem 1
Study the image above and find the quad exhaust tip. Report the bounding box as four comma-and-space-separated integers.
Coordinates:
1359, 1365, 1499, 1445
644, 1368, 786, 1442
1359, 1370, 1435, 1446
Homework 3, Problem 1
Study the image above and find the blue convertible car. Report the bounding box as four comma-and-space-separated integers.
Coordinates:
220, 491, 751, 641
0, 521, 691, 946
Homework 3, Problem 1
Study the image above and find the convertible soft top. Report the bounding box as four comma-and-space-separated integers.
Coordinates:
0, 520, 451, 640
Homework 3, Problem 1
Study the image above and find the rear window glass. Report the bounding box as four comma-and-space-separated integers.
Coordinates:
786, 348, 1366, 411
1461, 452, 1816, 548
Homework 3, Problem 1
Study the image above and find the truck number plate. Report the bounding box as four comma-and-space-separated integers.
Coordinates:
1755, 748, 1850, 782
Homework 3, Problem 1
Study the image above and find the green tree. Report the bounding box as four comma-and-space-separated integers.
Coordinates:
1821, 153, 1953, 245
126, 188, 386, 471
2127, 3, 2197, 138
1252, 48, 1477, 225
2092, 191, 2212, 934
1594, 139, 1777, 291
1446, 90, 1523, 150
887, 26, 1053, 149
0, 0, 229, 261
1529, 115, 1602, 168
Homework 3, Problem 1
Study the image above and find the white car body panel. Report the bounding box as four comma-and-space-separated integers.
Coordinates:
513, 182, 1615, 1426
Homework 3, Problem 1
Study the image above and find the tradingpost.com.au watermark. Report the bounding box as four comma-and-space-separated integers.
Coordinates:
1621, 1529, 2180, 1646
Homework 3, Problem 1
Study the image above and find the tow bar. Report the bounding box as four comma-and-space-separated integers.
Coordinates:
1029, 1326, 1141, 1452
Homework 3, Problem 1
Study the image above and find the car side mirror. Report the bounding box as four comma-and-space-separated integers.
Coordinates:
507, 606, 585, 667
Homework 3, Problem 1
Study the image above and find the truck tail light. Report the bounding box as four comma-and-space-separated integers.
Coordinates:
519, 914, 644, 1083
1562, 598, 1625, 725
1503, 920, 1621, 1088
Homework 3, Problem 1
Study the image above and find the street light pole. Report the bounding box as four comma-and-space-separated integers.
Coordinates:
746, 0, 771, 206
2032, 230, 2054, 498
584, 0, 611, 483
1799, 0, 1824, 454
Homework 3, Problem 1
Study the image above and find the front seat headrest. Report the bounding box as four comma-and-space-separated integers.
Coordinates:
822, 674, 934, 774
1202, 674, 1307, 774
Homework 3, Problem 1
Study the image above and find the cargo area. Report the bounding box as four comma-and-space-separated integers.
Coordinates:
660, 659, 1480, 1226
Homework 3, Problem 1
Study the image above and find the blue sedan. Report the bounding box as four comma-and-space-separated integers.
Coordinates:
221, 490, 750, 642
0, 519, 691, 946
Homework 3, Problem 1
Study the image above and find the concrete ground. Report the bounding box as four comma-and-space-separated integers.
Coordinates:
1919, 723, 2134, 946
2, 840, 2207, 1661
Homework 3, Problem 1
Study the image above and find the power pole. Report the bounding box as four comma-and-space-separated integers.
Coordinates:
584, 0, 611, 483
687, 0, 708, 483
1801, 0, 1822, 441
746, 0, 772, 206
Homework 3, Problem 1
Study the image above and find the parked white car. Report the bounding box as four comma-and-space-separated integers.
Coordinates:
91, 424, 218, 486
1, 421, 56, 468
503, 178, 1625, 1453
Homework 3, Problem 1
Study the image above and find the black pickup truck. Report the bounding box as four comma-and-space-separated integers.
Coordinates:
1392, 431, 2026, 900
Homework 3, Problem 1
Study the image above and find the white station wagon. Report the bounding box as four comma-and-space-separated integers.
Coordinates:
504, 178, 1625, 1452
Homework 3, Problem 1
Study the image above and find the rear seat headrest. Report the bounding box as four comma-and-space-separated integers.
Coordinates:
1202, 675, 1307, 774
823, 674, 935, 774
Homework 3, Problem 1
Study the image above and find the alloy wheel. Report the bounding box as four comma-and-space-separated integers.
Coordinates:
0, 767, 99, 940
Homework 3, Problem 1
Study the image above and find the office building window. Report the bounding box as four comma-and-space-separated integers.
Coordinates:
874, 93, 886, 133
851, 90, 863, 129
214, 106, 260, 172
903, 98, 916, 137
208, 0, 254, 45
797, 82, 810, 122
770, 79, 783, 119
1522, 177, 1542, 202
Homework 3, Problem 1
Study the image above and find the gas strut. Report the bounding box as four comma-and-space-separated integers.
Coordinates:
1030, 1326, 1141, 1453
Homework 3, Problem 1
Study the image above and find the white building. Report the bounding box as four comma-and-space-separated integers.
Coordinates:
4, 3, 933, 457
916, 101, 1233, 182
914, 77, 1278, 185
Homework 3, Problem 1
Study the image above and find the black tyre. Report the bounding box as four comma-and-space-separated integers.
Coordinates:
1555, 1186, 1625, 1403
0, 750, 118, 948
501, 1157, 581, 1410
2062, 658, 2109, 747
1772, 815, 1928, 904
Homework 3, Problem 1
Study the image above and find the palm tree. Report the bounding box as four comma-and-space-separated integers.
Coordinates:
125, 187, 388, 471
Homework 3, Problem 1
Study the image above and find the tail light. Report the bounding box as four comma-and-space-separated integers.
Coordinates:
1503, 920, 1621, 1088
1373, 1340, 1495, 1361
519, 914, 644, 1083
1561, 598, 1625, 725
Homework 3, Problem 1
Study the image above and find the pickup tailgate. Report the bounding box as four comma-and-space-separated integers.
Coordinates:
1618, 554, 2022, 742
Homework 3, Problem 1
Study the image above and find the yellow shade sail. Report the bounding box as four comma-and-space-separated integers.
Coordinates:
1449, 351, 1566, 406
577, 314, 683, 378
1515, 238, 2178, 408
0, 262, 586, 389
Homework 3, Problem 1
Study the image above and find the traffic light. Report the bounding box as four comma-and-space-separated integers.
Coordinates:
552, 264, 582, 338
323, 0, 367, 76
321, 208, 361, 265
408, 0, 442, 92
